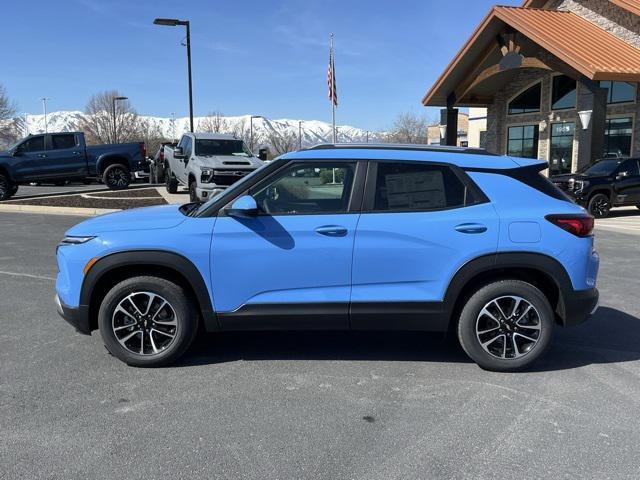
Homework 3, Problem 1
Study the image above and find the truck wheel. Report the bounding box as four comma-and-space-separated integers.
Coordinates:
0, 174, 15, 201
588, 193, 611, 218
98, 276, 198, 367
189, 179, 199, 202
165, 171, 178, 194
457, 280, 554, 372
103, 164, 131, 190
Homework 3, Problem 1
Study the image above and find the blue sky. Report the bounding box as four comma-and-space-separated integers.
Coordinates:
4, 0, 520, 130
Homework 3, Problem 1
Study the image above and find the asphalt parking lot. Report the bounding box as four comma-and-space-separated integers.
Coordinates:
1, 212, 640, 479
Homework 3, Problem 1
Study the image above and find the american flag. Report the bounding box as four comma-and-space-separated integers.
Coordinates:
327, 45, 337, 107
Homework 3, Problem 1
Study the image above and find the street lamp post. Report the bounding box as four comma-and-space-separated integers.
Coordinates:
112, 96, 128, 143
250, 115, 262, 152
298, 121, 302, 150
154, 18, 194, 132
41, 97, 50, 133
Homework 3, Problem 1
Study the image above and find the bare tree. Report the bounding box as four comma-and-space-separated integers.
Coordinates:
229, 118, 252, 145
386, 112, 430, 144
79, 90, 141, 145
197, 111, 227, 133
0, 84, 19, 147
266, 129, 297, 156
135, 117, 169, 157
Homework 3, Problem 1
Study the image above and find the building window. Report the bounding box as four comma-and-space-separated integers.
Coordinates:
507, 125, 539, 158
604, 117, 633, 158
552, 75, 577, 110
508, 83, 541, 115
549, 122, 575, 175
599, 81, 636, 104
479, 131, 487, 149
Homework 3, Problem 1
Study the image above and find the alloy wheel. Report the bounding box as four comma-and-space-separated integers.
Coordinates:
106, 167, 129, 188
475, 295, 541, 360
112, 292, 178, 355
590, 195, 610, 218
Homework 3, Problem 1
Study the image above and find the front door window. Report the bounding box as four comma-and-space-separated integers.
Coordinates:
550, 122, 575, 175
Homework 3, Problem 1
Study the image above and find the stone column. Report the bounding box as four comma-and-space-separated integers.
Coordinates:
576, 78, 608, 171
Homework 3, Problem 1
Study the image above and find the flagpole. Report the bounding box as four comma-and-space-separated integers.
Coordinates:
330, 33, 337, 143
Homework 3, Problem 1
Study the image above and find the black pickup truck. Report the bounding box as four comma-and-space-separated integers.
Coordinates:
0, 132, 146, 200
551, 157, 640, 218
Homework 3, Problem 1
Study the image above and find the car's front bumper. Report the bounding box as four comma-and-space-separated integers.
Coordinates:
561, 287, 599, 326
55, 294, 91, 335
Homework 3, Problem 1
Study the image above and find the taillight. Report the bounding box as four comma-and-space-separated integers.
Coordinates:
140, 142, 146, 159
545, 214, 594, 237
160, 150, 164, 162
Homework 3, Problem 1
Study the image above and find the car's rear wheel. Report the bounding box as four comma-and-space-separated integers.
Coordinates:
189, 179, 198, 202
165, 167, 178, 194
98, 276, 198, 367
588, 193, 611, 218
457, 280, 554, 372
0, 174, 15, 201
103, 164, 131, 190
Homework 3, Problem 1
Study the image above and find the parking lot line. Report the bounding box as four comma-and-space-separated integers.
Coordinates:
0, 270, 55, 281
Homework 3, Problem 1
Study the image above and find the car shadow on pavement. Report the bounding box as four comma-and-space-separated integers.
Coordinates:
177, 307, 640, 370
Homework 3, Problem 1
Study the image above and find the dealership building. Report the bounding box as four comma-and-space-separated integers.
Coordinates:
422, 0, 640, 175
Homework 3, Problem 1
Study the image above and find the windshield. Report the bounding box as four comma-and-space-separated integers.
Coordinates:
580, 160, 621, 176
195, 139, 251, 157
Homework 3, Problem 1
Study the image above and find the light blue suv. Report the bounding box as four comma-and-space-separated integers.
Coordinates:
55, 144, 599, 371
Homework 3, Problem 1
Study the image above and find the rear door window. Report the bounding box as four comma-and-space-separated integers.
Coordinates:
371, 162, 478, 212
50, 134, 76, 150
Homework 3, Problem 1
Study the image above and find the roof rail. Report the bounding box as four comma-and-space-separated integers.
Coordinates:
305, 143, 496, 156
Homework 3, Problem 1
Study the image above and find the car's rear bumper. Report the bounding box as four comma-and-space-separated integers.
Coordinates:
562, 287, 599, 326
55, 294, 91, 335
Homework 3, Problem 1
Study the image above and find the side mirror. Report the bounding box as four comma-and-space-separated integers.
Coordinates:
174, 146, 184, 159
226, 195, 258, 218
258, 148, 268, 161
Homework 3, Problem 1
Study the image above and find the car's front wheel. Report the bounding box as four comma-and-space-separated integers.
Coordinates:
98, 276, 198, 367
165, 167, 178, 194
189, 179, 199, 202
0, 174, 15, 201
588, 193, 611, 218
457, 280, 554, 372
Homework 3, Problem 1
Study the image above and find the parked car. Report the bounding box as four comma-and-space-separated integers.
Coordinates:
164, 133, 266, 202
0, 132, 146, 200
551, 157, 640, 217
55, 144, 599, 372
149, 141, 177, 184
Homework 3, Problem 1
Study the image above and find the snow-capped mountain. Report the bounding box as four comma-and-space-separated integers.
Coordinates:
14, 110, 382, 148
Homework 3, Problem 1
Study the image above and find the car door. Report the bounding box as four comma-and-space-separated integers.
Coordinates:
210, 160, 365, 330
44, 133, 87, 179
350, 160, 499, 330
614, 159, 640, 205
13, 135, 48, 180
171, 136, 189, 183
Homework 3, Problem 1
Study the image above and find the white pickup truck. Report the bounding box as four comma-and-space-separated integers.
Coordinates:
164, 132, 266, 202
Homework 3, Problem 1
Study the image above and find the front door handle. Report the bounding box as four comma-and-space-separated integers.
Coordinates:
38, 154, 47, 158
455, 223, 487, 234
315, 225, 348, 237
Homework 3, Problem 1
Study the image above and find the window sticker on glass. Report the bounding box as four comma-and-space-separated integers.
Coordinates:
385, 170, 446, 209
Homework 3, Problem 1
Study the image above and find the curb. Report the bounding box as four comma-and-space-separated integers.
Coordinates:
0, 204, 119, 217
12, 184, 161, 201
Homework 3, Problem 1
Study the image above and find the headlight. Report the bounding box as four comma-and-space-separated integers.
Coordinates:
200, 167, 213, 183
574, 180, 588, 193
60, 236, 96, 245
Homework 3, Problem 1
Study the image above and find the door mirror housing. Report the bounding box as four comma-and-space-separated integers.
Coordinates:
258, 148, 268, 161
173, 146, 185, 159
226, 195, 258, 218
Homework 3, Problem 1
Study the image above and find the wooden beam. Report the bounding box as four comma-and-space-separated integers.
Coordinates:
453, 40, 500, 105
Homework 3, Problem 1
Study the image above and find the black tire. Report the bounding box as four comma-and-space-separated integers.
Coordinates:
165, 168, 178, 194
98, 276, 199, 367
588, 193, 611, 218
0, 174, 15, 201
103, 164, 131, 190
457, 280, 554, 372
10, 185, 19, 196
189, 179, 199, 202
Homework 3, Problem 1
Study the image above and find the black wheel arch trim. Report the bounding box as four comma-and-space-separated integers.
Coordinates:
443, 252, 576, 327
80, 250, 218, 332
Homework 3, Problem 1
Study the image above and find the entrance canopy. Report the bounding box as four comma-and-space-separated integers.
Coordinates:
422, 6, 640, 107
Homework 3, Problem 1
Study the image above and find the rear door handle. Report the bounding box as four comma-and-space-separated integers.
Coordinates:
38, 154, 47, 158
315, 225, 348, 237
455, 223, 487, 234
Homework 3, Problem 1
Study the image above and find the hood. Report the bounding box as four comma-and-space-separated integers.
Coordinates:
65, 204, 186, 236
551, 172, 608, 182
192, 155, 263, 168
